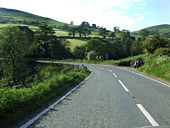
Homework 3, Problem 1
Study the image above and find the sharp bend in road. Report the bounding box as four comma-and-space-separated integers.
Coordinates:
26, 62, 170, 128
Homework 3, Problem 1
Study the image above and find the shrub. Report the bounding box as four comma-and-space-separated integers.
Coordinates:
143, 35, 168, 53
154, 48, 170, 56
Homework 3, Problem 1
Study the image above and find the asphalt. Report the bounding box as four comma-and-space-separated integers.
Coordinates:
28, 63, 170, 128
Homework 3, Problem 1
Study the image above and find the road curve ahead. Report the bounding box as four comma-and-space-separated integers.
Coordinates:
27, 63, 170, 128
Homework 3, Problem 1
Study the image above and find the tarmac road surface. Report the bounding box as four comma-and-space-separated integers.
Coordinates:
23, 62, 170, 128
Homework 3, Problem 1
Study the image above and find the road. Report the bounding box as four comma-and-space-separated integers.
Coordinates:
24, 63, 170, 128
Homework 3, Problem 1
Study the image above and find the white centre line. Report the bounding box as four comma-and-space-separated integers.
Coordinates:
137, 104, 159, 126
113, 73, 117, 78
107, 69, 112, 72
118, 80, 130, 92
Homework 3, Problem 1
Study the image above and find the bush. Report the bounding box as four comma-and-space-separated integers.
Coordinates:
139, 54, 170, 82
143, 35, 168, 53
154, 48, 170, 56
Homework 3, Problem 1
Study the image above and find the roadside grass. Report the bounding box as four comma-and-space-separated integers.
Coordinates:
138, 54, 170, 82
0, 65, 90, 127
48, 53, 170, 83
53, 54, 145, 66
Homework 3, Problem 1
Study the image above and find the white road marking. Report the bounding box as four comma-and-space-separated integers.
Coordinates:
116, 67, 170, 88
131, 71, 170, 88
113, 73, 117, 78
20, 72, 93, 128
107, 69, 112, 72
137, 104, 159, 126
118, 80, 130, 92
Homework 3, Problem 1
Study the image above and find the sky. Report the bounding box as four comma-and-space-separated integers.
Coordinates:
0, 0, 170, 31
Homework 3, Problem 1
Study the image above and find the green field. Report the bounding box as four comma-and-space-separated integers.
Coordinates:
55, 30, 69, 36
67, 39, 87, 51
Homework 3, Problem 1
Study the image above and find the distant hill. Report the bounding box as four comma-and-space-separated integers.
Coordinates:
145, 24, 170, 34
0, 7, 73, 29
132, 24, 170, 37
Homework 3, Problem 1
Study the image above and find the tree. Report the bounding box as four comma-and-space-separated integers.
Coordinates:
143, 35, 168, 53
131, 38, 143, 56
76, 25, 90, 37
73, 45, 85, 59
120, 30, 133, 57
81, 21, 91, 28
92, 24, 97, 29
70, 21, 73, 25
138, 29, 149, 39
98, 27, 108, 38
50, 38, 72, 59
114, 26, 120, 32
68, 27, 76, 37
109, 32, 115, 39
34, 24, 55, 57
85, 39, 109, 58
0, 25, 34, 87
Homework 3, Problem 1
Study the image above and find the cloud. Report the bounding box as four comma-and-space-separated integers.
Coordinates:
137, 7, 145, 10
134, 0, 142, 2
134, 13, 141, 16
0, 0, 144, 30
136, 16, 144, 22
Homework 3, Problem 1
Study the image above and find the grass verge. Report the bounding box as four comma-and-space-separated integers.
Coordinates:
138, 54, 170, 82
47, 53, 170, 83
52, 54, 145, 66
0, 65, 90, 127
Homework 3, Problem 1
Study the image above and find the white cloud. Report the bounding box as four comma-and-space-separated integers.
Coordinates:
137, 7, 145, 10
134, 0, 142, 2
136, 16, 144, 22
134, 13, 141, 16
0, 0, 143, 30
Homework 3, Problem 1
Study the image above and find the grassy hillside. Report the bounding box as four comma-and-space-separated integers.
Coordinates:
0, 7, 72, 28
135, 24, 170, 35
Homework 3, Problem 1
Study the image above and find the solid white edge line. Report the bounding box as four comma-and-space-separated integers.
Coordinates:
116, 67, 170, 88
37, 61, 169, 87
131, 71, 170, 88
113, 73, 117, 78
118, 80, 130, 92
20, 71, 93, 128
137, 104, 159, 126
107, 69, 112, 72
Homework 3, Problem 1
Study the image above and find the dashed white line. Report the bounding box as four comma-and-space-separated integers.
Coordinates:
113, 73, 117, 78
20, 72, 93, 128
107, 69, 112, 72
137, 104, 159, 126
118, 80, 130, 92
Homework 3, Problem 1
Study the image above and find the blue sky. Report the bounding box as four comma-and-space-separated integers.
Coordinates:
0, 0, 170, 31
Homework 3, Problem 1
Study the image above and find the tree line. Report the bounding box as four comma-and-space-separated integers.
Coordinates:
73, 29, 169, 60
0, 24, 169, 88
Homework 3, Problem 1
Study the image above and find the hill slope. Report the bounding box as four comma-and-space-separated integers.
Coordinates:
145, 24, 170, 34
0, 7, 72, 28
